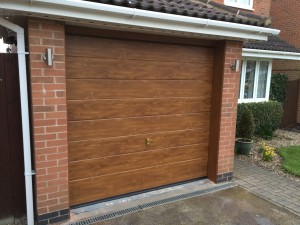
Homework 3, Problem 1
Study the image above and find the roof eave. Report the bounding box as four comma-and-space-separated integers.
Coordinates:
1, 0, 280, 41
242, 48, 300, 60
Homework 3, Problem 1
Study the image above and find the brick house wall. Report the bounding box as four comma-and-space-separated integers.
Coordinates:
213, 0, 272, 17
26, 18, 242, 224
271, 0, 300, 49
217, 41, 242, 182
270, 0, 300, 123
272, 61, 300, 122
27, 18, 70, 224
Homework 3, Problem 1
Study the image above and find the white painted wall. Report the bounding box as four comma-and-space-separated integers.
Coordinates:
0, 38, 8, 53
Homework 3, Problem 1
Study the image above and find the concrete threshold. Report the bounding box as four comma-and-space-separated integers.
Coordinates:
66, 179, 236, 225
0, 216, 14, 225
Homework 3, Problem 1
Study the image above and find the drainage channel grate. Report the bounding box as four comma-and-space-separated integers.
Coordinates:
69, 182, 235, 225
139, 182, 235, 210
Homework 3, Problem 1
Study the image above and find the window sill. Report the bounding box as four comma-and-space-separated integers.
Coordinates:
238, 98, 268, 104
224, 3, 254, 11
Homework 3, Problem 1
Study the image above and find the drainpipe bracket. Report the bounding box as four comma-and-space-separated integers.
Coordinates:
17, 51, 30, 55
25, 170, 36, 176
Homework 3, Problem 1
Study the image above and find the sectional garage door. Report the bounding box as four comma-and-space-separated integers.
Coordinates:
66, 34, 214, 206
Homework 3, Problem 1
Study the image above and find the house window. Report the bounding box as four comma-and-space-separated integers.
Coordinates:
238, 58, 272, 103
224, 0, 253, 10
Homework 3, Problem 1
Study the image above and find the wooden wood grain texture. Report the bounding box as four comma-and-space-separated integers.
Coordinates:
66, 35, 214, 63
280, 80, 299, 127
66, 26, 216, 47
66, 57, 213, 80
70, 144, 208, 180
67, 33, 214, 205
67, 79, 212, 100
0, 54, 26, 217
0, 54, 12, 218
68, 113, 210, 141
69, 158, 207, 206
208, 41, 226, 182
67, 97, 211, 121
69, 129, 208, 162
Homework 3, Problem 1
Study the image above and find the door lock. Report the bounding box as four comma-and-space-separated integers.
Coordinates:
146, 138, 152, 147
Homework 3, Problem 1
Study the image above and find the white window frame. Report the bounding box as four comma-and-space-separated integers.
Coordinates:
224, 0, 254, 10
238, 58, 272, 103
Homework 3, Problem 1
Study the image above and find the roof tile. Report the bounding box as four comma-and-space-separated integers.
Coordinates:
244, 36, 300, 53
85, 0, 269, 27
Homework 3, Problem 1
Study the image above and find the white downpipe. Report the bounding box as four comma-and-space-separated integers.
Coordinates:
2, 0, 280, 40
0, 18, 34, 225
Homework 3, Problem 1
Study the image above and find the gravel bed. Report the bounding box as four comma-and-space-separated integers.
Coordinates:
235, 129, 300, 183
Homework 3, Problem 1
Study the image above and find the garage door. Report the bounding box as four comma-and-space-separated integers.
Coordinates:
66, 35, 214, 206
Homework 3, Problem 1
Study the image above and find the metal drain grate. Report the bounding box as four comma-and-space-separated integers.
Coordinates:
69, 182, 235, 225
70, 206, 141, 225
139, 183, 234, 210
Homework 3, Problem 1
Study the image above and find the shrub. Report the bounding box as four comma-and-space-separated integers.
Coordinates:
236, 101, 283, 139
259, 142, 276, 161
270, 73, 288, 103
237, 107, 255, 140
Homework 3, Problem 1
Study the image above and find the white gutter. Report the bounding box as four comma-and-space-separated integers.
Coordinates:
0, 18, 34, 225
243, 48, 300, 60
1, 0, 279, 40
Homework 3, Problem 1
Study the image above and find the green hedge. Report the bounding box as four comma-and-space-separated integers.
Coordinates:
236, 101, 283, 139
270, 73, 288, 103
238, 107, 255, 139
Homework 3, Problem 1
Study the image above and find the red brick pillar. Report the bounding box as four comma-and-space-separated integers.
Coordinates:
27, 19, 69, 224
217, 41, 242, 182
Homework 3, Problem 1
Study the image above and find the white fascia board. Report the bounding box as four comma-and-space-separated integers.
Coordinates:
1, 0, 279, 40
243, 48, 300, 60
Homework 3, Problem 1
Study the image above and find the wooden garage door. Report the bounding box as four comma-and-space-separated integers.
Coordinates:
66, 35, 214, 206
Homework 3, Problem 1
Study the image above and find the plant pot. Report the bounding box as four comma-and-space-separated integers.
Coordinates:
236, 138, 253, 156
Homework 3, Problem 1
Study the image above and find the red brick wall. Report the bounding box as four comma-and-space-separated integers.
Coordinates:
271, 0, 300, 123
213, 0, 272, 17
218, 41, 243, 176
27, 18, 69, 218
272, 60, 300, 122
270, 0, 300, 82
271, 0, 300, 49
272, 60, 300, 81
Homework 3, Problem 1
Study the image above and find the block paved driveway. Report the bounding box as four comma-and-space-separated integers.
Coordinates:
234, 159, 300, 215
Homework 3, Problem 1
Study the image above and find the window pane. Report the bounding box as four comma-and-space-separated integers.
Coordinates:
244, 60, 256, 99
238, 0, 250, 5
228, 0, 251, 5
257, 61, 269, 98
